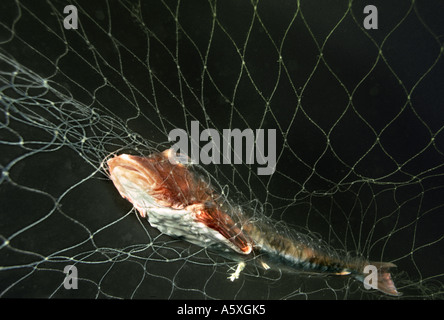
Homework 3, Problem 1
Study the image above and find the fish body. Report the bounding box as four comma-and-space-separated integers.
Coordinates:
107, 149, 400, 296
245, 221, 400, 296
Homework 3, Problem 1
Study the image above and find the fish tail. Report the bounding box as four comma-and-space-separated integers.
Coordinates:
354, 261, 401, 296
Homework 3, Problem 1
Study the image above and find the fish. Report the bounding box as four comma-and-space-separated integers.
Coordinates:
106, 149, 400, 296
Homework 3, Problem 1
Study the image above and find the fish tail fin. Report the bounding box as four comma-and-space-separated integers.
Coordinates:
355, 261, 401, 296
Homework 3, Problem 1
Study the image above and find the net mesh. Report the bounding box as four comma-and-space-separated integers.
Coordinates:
1, 0, 443, 299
